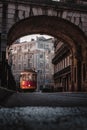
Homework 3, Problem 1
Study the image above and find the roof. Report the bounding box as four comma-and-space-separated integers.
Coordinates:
21, 69, 36, 74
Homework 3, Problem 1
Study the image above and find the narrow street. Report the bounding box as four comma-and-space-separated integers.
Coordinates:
3, 92, 87, 107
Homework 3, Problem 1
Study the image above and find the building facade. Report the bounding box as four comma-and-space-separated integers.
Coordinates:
8, 36, 54, 90
52, 39, 72, 92
55, 0, 87, 4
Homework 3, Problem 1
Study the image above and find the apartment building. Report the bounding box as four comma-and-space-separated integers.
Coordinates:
52, 39, 72, 91
9, 36, 54, 90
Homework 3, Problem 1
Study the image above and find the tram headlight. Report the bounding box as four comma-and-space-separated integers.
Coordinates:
28, 84, 30, 87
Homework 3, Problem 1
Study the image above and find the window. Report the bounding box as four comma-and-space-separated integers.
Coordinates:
24, 53, 27, 59
38, 43, 44, 49
29, 63, 32, 68
45, 45, 49, 49
28, 53, 32, 59
67, 56, 70, 66
18, 64, 21, 70
40, 54, 43, 58
65, 58, 67, 67
63, 59, 64, 69
60, 61, 62, 70
24, 64, 26, 69
13, 64, 15, 70
19, 46, 21, 51
18, 55, 21, 60
54, 65, 57, 73
40, 63, 43, 68
32, 74, 36, 81
24, 45, 27, 49
30, 43, 33, 48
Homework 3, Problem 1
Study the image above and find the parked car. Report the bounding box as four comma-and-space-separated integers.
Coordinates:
41, 85, 54, 92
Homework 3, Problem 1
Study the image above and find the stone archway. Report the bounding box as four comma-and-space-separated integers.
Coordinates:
7, 16, 87, 91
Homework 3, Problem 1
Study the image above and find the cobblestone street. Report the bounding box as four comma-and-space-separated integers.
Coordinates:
0, 91, 87, 130
0, 107, 87, 130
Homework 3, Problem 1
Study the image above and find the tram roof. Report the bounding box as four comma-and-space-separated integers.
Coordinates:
20, 69, 37, 74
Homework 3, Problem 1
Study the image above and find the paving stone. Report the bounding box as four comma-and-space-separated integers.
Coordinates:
0, 107, 87, 130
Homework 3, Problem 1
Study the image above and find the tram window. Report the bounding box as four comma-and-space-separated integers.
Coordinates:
20, 75, 22, 82
28, 74, 32, 81
32, 74, 35, 81
22, 74, 26, 80
26, 74, 29, 81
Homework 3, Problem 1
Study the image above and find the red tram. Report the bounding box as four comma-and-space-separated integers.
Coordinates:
19, 69, 37, 91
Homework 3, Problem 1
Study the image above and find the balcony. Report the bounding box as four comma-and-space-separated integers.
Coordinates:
52, 45, 70, 64
53, 65, 71, 79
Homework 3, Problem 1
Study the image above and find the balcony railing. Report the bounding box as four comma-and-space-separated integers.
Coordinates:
52, 45, 70, 64
53, 65, 71, 79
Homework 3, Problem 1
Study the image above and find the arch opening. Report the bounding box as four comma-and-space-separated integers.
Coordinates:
7, 15, 87, 92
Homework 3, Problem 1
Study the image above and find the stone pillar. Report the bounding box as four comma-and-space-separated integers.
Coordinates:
71, 45, 82, 92
85, 70, 87, 91
81, 61, 87, 91
0, 33, 7, 87
0, 3, 8, 87
76, 58, 82, 91
82, 47, 87, 91
70, 54, 75, 91
0, 33, 1, 86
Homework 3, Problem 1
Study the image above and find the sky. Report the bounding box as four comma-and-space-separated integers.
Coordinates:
20, 34, 53, 42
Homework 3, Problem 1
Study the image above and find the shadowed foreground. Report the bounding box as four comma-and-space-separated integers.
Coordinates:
0, 88, 87, 130
0, 107, 87, 130
3, 92, 87, 107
